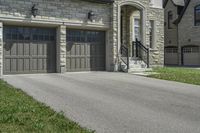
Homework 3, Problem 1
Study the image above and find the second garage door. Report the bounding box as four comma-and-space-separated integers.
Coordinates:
66, 29, 105, 72
3, 26, 56, 74
182, 46, 200, 66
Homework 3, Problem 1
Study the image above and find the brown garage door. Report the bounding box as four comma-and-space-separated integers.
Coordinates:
3, 26, 56, 74
66, 29, 105, 72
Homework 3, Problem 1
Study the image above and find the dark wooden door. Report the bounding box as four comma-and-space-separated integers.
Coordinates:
66, 29, 105, 72
3, 26, 56, 74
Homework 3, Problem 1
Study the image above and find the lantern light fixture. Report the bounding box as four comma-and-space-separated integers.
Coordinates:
88, 11, 95, 21
31, 4, 38, 18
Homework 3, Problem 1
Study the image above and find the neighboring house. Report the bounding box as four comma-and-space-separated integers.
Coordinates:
164, 0, 200, 66
0, 0, 164, 75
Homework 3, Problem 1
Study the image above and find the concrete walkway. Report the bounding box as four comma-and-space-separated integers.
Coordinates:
3, 72, 200, 133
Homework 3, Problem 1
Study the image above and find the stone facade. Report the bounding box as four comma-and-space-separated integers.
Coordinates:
164, 0, 200, 66
178, 0, 200, 48
57, 25, 67, 73
178, 0, 200, 65
148, 7, 164, 66
112, 0, 164, 67
0, 0, 164, 75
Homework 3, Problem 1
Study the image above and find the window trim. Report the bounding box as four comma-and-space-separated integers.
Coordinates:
168, 11, 173, 29
194, 4, 200, 26
149, 20, 155, 49
133, 18, 141, 41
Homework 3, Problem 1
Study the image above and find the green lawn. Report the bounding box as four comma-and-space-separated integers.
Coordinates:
149, 67, 200, 85
0, 80, 93, 133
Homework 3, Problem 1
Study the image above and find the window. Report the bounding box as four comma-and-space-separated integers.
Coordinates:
149, 20, 155, 49
134, 18, 141, 41
183, 46, 200, 53
195, 5, 200, 26
168, 11, 173, 29
165, 47, 178, 53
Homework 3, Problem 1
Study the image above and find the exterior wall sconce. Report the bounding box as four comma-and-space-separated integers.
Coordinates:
88, 11, 95, 21
31, 4, 38, 18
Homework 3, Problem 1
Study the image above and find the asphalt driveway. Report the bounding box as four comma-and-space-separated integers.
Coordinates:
3, 72, 200, 133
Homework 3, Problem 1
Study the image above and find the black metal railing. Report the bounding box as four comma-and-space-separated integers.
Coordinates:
133, 39, 150, 68
121, 45, 129, 69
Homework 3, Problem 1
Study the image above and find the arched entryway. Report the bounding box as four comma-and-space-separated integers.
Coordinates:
117, 1, 146, 57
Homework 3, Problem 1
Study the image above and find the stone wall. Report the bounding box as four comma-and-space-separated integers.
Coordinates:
57, 25, 67, 73
113, 0, 164, 67
0, 0, 111, 27
148, 8, 164, 67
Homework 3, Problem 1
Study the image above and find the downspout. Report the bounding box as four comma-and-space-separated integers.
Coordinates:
176, 22, 181, 66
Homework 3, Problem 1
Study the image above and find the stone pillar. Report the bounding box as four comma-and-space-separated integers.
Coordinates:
57, 25, 66, 73
0, 22, 3, 76
111, 2, 118, 71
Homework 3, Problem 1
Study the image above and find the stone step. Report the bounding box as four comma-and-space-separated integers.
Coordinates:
128, 68, 152, 73
120, 57, 149, 73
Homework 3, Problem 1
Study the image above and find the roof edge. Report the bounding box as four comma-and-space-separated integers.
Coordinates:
174, 0, 191, 25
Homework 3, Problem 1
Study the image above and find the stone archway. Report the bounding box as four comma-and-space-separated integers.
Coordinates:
117, 1, 146, 57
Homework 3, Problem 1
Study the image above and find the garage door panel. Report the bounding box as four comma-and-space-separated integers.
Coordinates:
24, 59, 30, 71
11, 43, 17, 55
38, 59, 43, 70
81, 58, 85, 69
32, 58, 38, 70
4, 43, 11, 56
70, 44, 76, 55
66, 29, 105, 72
4, 59, 11, 72
17, 59, 24, 72
24, 43, 30, 55
17, 43, 23, 55
86, 44, 90, 55
86, 58, 90, 70
43, 59, 47, 70
183, 53, 200, 66
3, 26, 56, 74
38, 44, 44, 55
11, 59, 17, 72
71, 58, 76, 70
